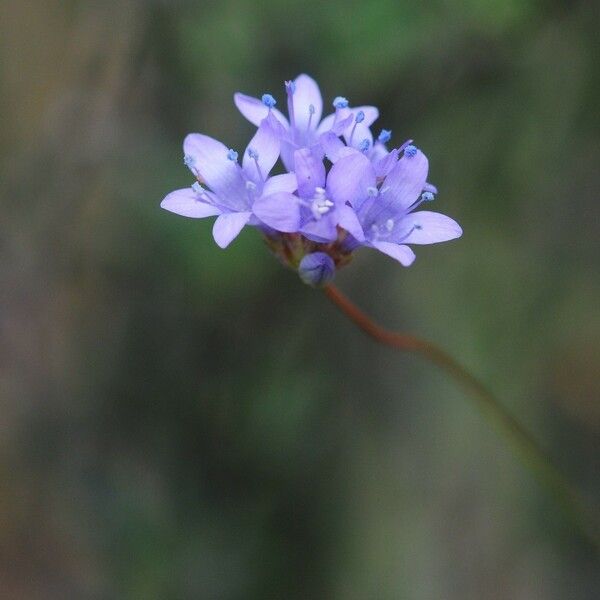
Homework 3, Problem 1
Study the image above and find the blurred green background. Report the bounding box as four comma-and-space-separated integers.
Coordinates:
1, 0, 599, 598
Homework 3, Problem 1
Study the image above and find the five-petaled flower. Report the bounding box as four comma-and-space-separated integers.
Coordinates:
161, 74, 462, 283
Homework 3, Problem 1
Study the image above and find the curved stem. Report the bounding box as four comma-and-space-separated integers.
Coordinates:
324, 284, 599, 549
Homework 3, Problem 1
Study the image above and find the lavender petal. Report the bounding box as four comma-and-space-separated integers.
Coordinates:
252, 192, 301, 232
183, 134, 247, 207
292, 74, 323, 131
160, 188, 222, 218
212, 211, 252, 248
233, 92, 288, 128
326, 152, 376, 206
294, 148, 326, 198
397, 211, 463, 245
261, 173, 298, 196
371, 241, 416, 266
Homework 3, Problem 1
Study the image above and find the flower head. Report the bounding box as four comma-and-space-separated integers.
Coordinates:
161, 74, 462, 283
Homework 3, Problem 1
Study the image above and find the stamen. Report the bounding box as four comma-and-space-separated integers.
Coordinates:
404, 144, 418, 158
409, 190, 436, 211
358, 139, 371, 153
285, 81, 296, 130
247, 148, 263, 180
191, 181, 203, 194
227, 149, 238, 161
184, 154, 195, 169
396, 224, 418, 242
367, 186, 379, 197
398, 139, 414, 153
348, 111, 365, 145
333, 96, 349, 109
310, 189, 334, 220
261, 93, 276, 108
378, 129, 392, 144
307, 104, 315, 130
245, 180, 257, 203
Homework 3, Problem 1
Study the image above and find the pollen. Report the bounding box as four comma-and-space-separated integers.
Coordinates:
261, 93, 276, 108
404, 145, 418, 158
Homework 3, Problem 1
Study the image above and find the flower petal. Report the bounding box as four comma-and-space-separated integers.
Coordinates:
212, 211, 252, 248
160, 188, 222, 218
326, 151, 376, 206
382, 149, 429, 212
345, 122, 373, 150
399, 211, 463, 245
317, 106, 378, 136
353, 106, 379, 127
371, 241, 416, 266
292, 74, 323, 131
319, 131, 356, 163
336, 205, 365, 242
183, 134, 246, 208
373, 148, 399, 178
301, 214, 338, 242
330, 114, 355, 135
261, 173, 297, 196
294, 148, 326, 198
252, 192, 301, 232
233, 93, 288, 128
243, 116, 281, 181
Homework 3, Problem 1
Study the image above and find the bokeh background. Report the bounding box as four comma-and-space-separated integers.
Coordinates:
1, 0, 599, 598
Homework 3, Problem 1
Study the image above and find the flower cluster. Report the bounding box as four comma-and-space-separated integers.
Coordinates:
161, 74, 462, 286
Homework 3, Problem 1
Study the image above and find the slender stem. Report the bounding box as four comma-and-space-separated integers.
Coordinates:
324, 283, 599, 549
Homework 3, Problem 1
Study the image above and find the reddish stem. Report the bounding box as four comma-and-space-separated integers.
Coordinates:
324, 283, 599, 549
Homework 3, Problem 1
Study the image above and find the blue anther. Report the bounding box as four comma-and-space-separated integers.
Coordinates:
414, 224, 422, 230
358, 139, 370, 153
286, 80, 296, 94
422, 191, 435, 202
227, 149, 238, 161
183, 154, 195, 168
333, 96, 349, 109
309, 104, 316, 114
355, 110, 365, 123
404, 144, 418, 158
191, 181, 203, 194
262, 93, 276, 108
247, 148, 259, 160
378, 129, 392, 144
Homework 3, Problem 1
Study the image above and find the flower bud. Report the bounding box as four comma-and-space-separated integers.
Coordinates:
298, 252, 335, 287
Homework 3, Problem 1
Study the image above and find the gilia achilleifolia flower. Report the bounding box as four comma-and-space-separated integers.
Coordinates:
161, 74, 462, 284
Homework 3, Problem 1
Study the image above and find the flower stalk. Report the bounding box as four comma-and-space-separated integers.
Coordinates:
324, 283, 599, 549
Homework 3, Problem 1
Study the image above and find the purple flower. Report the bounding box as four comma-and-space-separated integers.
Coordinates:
161, 73, 462, 281
161, 114, 297, 248
234, 74, 379, 170
333, 145, 462, 266
252, 147, 364, 243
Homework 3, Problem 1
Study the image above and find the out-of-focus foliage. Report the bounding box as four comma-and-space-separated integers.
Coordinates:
1, 0, 598, 598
